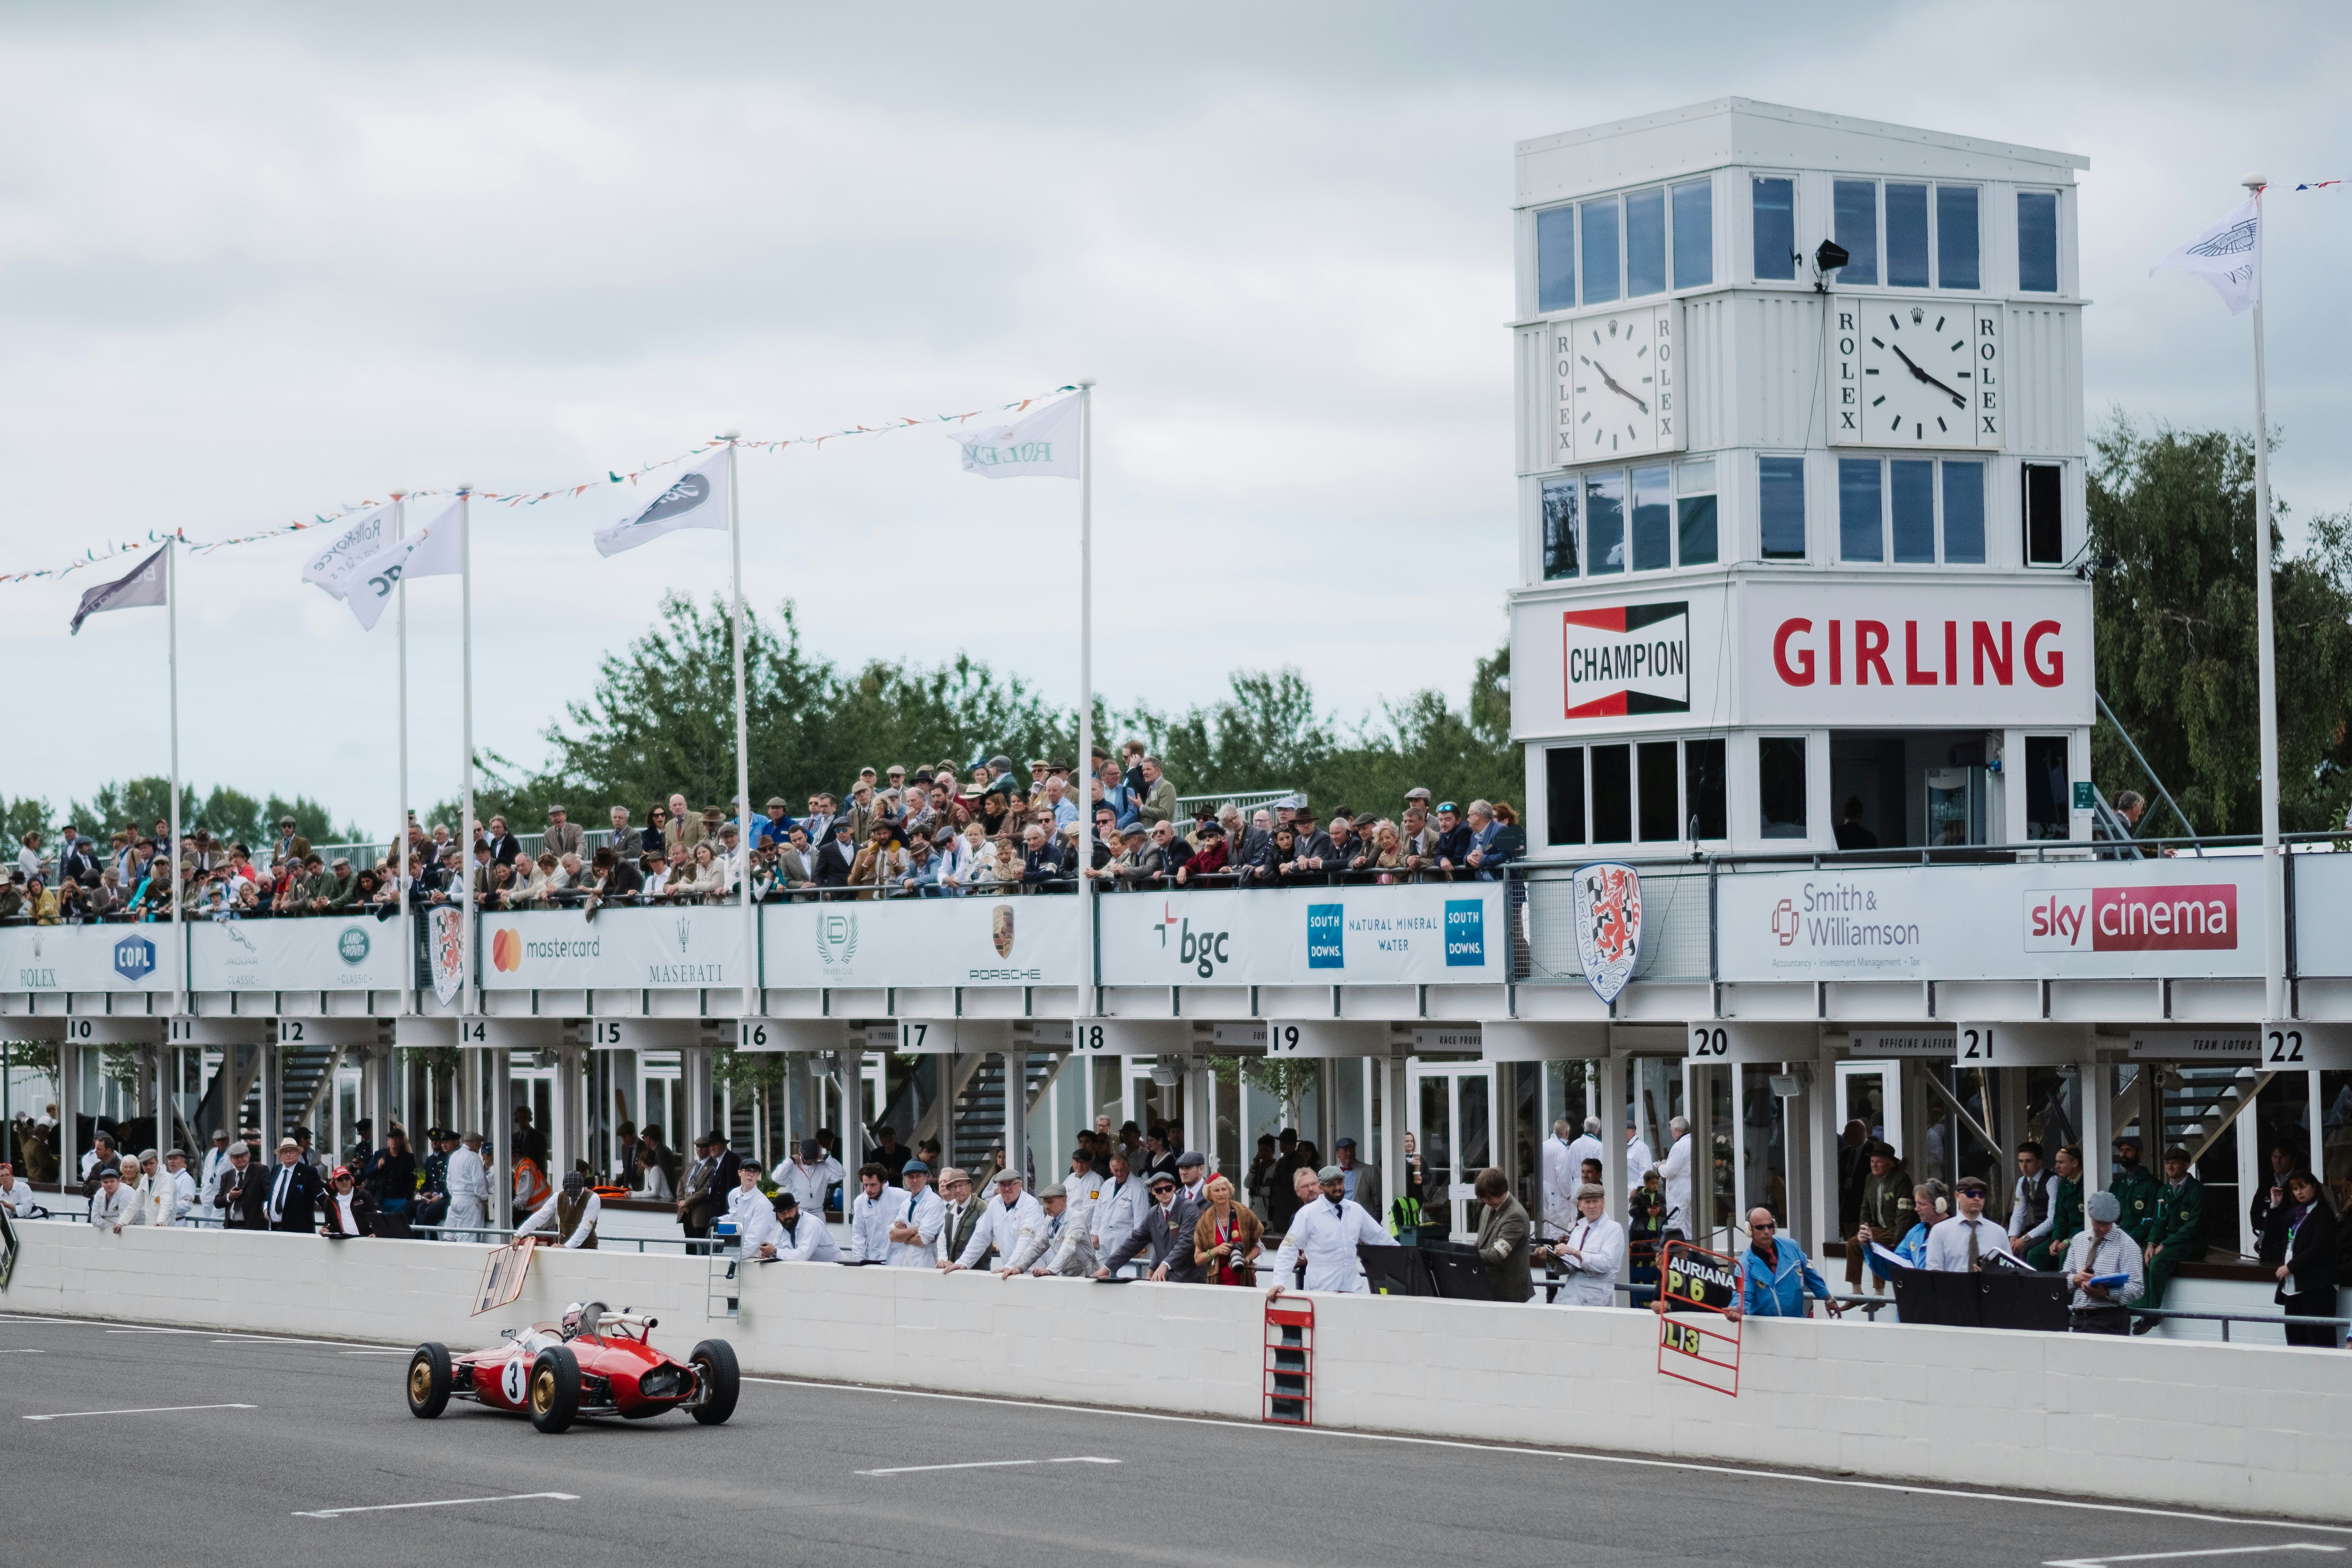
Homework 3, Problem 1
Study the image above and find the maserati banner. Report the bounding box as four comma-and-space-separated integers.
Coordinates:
0, 922, 173, 991
190, 916, 409, 991
762, 897, 1082, 988
1715, 860, 2266, 983
1096, 883, 1505, 988
479, 905, 746, 990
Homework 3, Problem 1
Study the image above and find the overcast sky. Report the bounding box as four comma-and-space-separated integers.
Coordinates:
5, 1, 2348, 835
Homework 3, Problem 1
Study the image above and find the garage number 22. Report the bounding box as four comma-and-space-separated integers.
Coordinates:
2267, 1029, 2306, 1065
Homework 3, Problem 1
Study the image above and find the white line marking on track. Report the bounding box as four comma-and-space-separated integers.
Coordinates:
740, 1377, 2352, 1535
292, 1491, 580, 1519
2047, 1548, 2345, 1567
24, 1402, 256, 1421
0, 1348, 43, 1353
856, 1456, 1118, 1477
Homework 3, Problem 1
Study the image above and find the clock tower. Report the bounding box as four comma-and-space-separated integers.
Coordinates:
1509, 99, 2093, 855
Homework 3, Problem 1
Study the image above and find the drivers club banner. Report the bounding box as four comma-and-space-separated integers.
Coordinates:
473, 1237, 535, 1315
430, 907, 467, 1006
190, 916, 410, 991
1570, 862, 1642, 1004
479, 906, 744, 990
763, 897, 1080, 988
1096, 884, 1503, 988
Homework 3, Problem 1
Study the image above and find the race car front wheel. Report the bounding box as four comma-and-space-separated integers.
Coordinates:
529, 1347, 581, 1433
688, 1339, 739, 1426
407, 1343, 453, 1419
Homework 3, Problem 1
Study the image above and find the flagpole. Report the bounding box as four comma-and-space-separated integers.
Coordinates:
395, 494, 412, 1018
2246, 173, 2285, 1022
1076, 380, 1095, 1027
459, 488, 476, 1019
725, 434, 753, 1024
167, 537, 182, 1023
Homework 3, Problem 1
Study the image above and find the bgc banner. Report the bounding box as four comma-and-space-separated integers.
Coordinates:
764, 897, 1080, 988
481, 906, 746, 991
1716, 859, 2267, 983
0, 923, 173, 992
1097, 884, 1504, 987
190, 916, 410, 991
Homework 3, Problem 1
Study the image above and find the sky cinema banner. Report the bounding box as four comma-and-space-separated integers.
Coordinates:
1097, 883, 1504, 987
1716, 859, 2264, 983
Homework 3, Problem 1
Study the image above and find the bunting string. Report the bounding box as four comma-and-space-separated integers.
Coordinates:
0, 382, 1076, 585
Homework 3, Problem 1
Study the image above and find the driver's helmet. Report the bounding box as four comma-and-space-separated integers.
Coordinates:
559, 1301, 585, 1338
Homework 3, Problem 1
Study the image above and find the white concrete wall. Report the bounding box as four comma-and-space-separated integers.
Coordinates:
10, 1221, 2346, 1521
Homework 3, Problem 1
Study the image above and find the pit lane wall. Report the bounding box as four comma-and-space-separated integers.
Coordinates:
12, 1223, 2346, 1521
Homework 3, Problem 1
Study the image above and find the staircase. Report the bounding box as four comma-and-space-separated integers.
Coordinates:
279, 1047, 341, 1137
948, 1055, 1056, 1172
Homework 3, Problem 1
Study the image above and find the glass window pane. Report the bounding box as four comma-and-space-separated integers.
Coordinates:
1581, 197, 1620, 305
1832, 179, 1879, 285
1672, 179, 1713, 288
1626, 186, 1666, 297
1637, 741, 1680, 841
1758, 737, 1808, 839
1937, 185, 1980, 290
1759, 456, 1806, 559
1545, 747, 1586, 847
2024, 735, 2070, 841
1885, 182, 1930, 287
1677, 495, 1719, 567
1541, 474, 1579, 580
1942, 461, 1985, 564
1536, 206, 1576, 313
2024, 462, 2064, 565
1631, 463, 1672, 571
1751, 177, 1795, 280
1685, 738, 1728, 839
2017, 191, 2059, 293
1585, 471, 1626, 575
1838, 457, 1883, 562
1591, 744, 1632, 843
1677, 458, 1716, 494
1890, 459, 1936, 562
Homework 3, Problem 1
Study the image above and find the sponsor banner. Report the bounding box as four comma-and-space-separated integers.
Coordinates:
480, 906, 744, 990
1511, 584, 1727, 739
764, 897, 1079, 988
1562, 602, 1689, 718
1719, 860, 2267, 983
0, 923, 172, 992
1099, 885, 1503, 987
190, 917, 408, 991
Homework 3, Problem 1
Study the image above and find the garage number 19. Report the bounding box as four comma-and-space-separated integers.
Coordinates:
2267, 1028, 2306, 1065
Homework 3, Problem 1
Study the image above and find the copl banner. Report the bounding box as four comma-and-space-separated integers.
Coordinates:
1097, 883, 1504, 987
0, 923, 172, 991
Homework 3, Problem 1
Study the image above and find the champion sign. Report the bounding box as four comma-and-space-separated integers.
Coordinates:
2024, 884, 2238, 953
1561, 602, 1688, 719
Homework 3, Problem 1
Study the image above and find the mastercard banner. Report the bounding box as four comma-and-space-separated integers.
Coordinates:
479, 905, 747, 990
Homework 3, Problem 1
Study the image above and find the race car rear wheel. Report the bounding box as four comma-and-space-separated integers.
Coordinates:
406, 1343, 453, 1419
528, 1347, 581, 1433
688, 1339, 739, 1426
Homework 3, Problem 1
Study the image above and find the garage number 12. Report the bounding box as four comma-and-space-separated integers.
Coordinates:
2267, 1028, 2306, 1065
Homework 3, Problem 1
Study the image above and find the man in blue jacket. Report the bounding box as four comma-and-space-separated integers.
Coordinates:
1728, 1209, 1844, 1320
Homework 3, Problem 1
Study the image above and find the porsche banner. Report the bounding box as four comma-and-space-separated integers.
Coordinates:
763, 896, 1081, 988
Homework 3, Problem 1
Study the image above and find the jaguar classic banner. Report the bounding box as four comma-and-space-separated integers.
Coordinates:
190, 916, 409, 991
762, 896, 1081, 988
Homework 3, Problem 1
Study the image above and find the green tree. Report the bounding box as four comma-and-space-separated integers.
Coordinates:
65, 778, 357, 847
2089, 419, 2352, 835
0, 796, 51, 849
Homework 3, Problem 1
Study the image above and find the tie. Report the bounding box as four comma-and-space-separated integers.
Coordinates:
272, 1165, 291, 1221
1966, 1221, 1980, 1271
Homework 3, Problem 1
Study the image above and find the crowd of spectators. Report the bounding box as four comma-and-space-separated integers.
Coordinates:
2, 746, 1526, 924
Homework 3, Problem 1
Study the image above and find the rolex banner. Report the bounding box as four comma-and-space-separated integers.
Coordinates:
479, 904, 746, 990
0, 923, 173, 992
952, 392, 1080, 479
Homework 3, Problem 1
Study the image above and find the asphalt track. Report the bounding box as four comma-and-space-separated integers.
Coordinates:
0, 1310, 2336, 1566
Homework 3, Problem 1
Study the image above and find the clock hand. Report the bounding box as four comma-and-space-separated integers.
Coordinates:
1596, 365, 1649, 415
1889, 342, 1967, 409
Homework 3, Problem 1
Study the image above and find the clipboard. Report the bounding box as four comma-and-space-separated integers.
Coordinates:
471, 1237, 535, 1315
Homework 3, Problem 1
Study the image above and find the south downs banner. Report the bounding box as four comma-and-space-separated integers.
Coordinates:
0, 923, 174, 992
190, 915, 411, 991
762, 896, 1081, 988
1097, 884, 1506, 987
1715, 859, 2267, 984
479, 906, 746, 991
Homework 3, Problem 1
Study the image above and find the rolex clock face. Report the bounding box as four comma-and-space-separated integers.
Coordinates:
1830, 298, 2003, 449
1552, 302, 1682, 465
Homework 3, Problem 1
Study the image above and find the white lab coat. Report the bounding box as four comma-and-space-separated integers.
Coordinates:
118, 1170, 149, 1225
1002, 1208, 1067, 1272
724, 1183, 768, 1232
88, 1186, 132, 1230
883, 1186, 944, 1268
200, 1148, 232, 1203
1654, 1135, 1690, 1234
1091, 1174, 1145, 1262
776, 1210, 839, 1262
773, 1157, 841, 1218
445, 1144, 490, 1234
1548, 1214, 1626, 1307
848, 1187, 895, 1262
956, 1191, 1044, 1269
1539, 1136, 1577, 1235
1271, 1196, 1394, 1293
148, 1167, 196, 1228
0, 1176, 31, 1216
1626, 1135, 1657, 1189
514, 1191, 600, 1248
737, 1202, 785, 1259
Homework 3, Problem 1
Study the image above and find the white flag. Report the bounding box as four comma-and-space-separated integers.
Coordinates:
594, 452, 729, 557
341, 503, 464, 631
2151, 197, 2260, 315
68, 547, 168, 635
300, 503, 397, 600
952, 393, 1080, 479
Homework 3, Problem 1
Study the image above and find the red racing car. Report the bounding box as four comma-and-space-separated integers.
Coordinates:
406, 1301, 739, 1433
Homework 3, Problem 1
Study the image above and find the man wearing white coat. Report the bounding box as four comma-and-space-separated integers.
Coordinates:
444, 1131, 490, 1239
847, 1165, 895, 1262
942, 1169, 1043, 1272
773, 1139, 841, 1221
149, 1149, 198, 1228
1545, 1118, 1602, 1239
1089, 1150, 1145, 1268
882, 1161, 945, 1268
1654, 1116, 1693, 1236
1267, 1165, 1396, 1295
1538, 1183, 1626, 1307
745, 1191, 839, 1262
1625, 1115, 1656, 1197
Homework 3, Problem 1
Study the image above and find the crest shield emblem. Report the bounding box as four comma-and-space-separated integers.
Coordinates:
1570, 862, 1643, 1005
430, 907, 467, 1006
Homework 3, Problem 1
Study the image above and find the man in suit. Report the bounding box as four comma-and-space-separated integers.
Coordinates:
607, 806, 644, 859
813, 820, 858, 888
677, 1131, 740, 1244
1334, 1137, 1381, 1221
260, 1138, 326, 1233
1095, 1168, 1204, 1283
54, 824, 101, 888
541, 806, 584, 862
1473, 1168, 1533, 1302
483, 815, 524, 867
936, 1168, 984, 1266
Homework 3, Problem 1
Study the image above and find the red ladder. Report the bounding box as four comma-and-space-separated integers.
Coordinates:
1263, 1297, 1314, 1425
